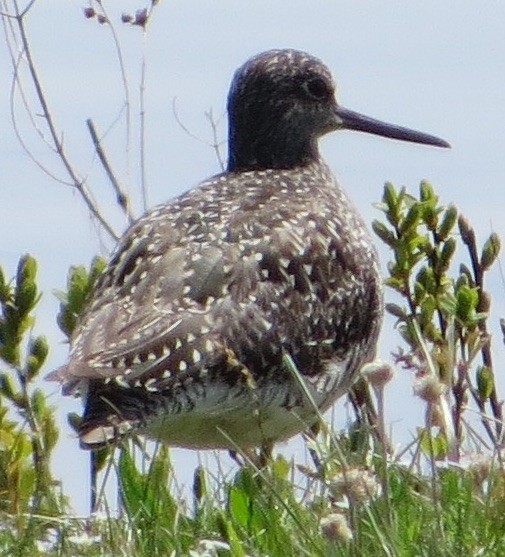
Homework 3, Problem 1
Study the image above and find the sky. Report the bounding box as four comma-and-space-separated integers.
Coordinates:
1, 0, 505, 513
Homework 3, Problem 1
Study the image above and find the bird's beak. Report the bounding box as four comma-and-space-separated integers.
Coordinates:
334, 105, 450, 148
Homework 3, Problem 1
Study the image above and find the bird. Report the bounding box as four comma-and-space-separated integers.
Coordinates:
48, 49, 449, 452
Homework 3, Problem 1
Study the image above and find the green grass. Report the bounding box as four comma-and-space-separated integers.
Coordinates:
2, 438, 505, 557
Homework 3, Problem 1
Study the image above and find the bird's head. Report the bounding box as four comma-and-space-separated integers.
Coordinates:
227, 49, 449, 172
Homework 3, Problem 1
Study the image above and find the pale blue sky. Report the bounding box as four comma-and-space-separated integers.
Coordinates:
1, 0, 505, 512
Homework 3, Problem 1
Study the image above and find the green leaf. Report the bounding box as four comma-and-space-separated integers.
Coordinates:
383, 182, 398, 209
422, 204, 440, 231
382, 182, 403, 226
57, 258, 107, 338
0, 267, 11, 303
193, 465, 207, 502
119, 446, 150, 517
228, 481, 252, 529
30, 388, 46, 416
372, 220, 396, 247
419, 181, 437, 203
419, 428, 449, 459
93, 446, 111, 473
217, 512, 247, 557
439, 237, 456, 273
438, 292, 456, 316
67, 412, 82, 433
272, 454, 290, 480
476, 366, 494, 401
438, 205, 458, 240
420, 294, 436, 326
14, 255, 39, 317
16, 254, 37, 286
26, 336, 49, 378
399, 203, 422, 235
480, 232, 501, 271
89, 256, 107, 283
385, 303, 408, 320
384, 276, 406, 294
413, 280, 425, 304
0, 373, 17, 400
455, 285, 479, 324
42, 412, 59, 452
416, 267, 436, 293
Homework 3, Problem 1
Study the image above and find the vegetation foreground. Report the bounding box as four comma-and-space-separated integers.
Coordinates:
1, 183, 505, 556
3, 444, 505, 557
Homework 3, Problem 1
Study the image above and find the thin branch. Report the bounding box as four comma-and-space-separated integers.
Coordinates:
173, 98, 227, 171
205, 108, 226, 172
19, 0, 35, 17
95, 1, 132, 193
3, 6, 54, 151
5, 35, 74, 185
1, 0, 35, 18
460, 216, 503, 438
139, 28, 148, 211
172, 97, 204, 142
86, 118, 135, 224
3, 0, 119, 240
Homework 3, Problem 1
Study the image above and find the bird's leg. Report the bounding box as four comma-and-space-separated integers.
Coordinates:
228, 449, 244, 467
228, 440, 273, 469
259, 440, 273, 467
90, 450, 98, 514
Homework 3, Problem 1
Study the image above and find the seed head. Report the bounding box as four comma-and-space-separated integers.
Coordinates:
320, 513, 353, 542
329, 467, 381, 504
413, 375, 446, 403
361, 360, 394, 390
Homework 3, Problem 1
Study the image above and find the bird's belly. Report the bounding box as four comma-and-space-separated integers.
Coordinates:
141, 403, 317, 449
139, 357, 352, 450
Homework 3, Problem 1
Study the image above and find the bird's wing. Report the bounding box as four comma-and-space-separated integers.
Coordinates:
48, 204, 301, 387
49, 172, 377, 396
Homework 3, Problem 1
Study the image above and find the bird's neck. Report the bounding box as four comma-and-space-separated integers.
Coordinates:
227, 122, 320, 172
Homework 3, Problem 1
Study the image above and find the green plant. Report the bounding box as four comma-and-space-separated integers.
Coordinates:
0, 256, 62, 518
373, 181, 502, 457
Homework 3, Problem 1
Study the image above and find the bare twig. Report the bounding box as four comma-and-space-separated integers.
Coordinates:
6, 39, 71, 184
139, 28, 149, 211
173, 98, 227, 171
205, 109, 226, 172
94, 1, 132, 181
0, 0, 35, 18
2, 0, 119, 240
86, 119, 135, 224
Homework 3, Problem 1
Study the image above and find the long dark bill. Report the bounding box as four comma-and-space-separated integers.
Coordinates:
336, 106, 450, 148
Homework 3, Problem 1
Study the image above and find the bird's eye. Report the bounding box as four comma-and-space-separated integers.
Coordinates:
303, 77, 330, 100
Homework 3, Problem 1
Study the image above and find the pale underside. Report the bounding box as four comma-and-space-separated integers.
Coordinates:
79, 358, 352, 449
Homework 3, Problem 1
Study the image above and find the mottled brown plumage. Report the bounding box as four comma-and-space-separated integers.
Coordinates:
49, 49, 448, 450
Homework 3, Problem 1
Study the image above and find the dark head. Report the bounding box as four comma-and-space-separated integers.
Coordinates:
227, 49, 450, 172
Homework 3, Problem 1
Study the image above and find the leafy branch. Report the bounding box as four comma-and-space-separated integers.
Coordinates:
373, 182, 502, 457
0, 256, 62, 516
